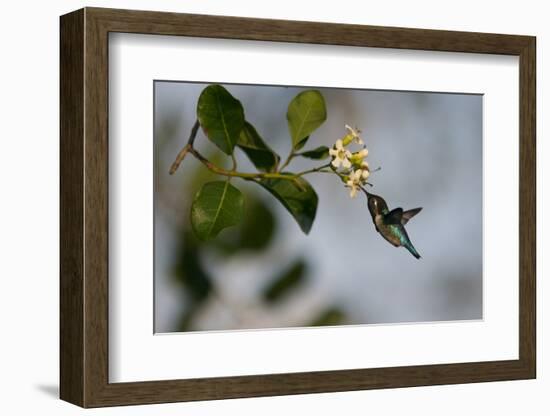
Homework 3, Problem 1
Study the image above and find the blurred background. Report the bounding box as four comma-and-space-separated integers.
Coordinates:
154, 81, 482, 333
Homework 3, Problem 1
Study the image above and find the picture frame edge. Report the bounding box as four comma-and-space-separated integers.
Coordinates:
60, 7, 537, 408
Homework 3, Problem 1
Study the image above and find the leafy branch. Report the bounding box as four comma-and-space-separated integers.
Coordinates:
169, 84, 371, 241
170, 127, 331, 182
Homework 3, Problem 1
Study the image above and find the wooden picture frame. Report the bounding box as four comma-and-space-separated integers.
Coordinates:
60, 7, 536, 408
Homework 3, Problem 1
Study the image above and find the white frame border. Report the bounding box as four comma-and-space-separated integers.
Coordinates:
108, 33, 519, 383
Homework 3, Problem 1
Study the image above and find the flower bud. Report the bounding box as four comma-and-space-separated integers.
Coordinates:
350, 148, 369, 164
341, 133, 354, 146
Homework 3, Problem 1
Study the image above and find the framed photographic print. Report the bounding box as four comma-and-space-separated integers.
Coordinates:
60, 7, 536, 408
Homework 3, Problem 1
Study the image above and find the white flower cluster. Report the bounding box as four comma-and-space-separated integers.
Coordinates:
329, 125, 370, 198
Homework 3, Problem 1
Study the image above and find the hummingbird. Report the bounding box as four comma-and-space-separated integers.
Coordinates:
362, 189, 422, 259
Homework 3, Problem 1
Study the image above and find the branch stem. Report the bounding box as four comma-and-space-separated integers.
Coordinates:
188, 148, 332, 181
169, 120, 200, 175
279, 152, 295, 172
295, 163, 331, 177
188, 148, 289, 180
170, 120, 338, 184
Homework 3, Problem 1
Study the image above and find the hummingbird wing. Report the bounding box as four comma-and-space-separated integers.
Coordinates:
401, 207, 422, 225
384, 208, 404, 224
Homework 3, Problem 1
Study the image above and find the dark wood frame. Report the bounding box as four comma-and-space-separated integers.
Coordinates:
60, 7, 536, 408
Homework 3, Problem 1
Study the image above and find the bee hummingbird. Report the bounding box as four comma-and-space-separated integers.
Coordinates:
362, 189, 422, 259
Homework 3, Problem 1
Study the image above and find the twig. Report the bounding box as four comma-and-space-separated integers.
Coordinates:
187, 147, 333, 182
188, 148, 289, 180
169, 120, 200, 175
169, 120, 339, 184
295, 163, 331, 177
278, 152, 295, 172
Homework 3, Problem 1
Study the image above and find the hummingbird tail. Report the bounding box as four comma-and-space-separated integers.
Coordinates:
405, 242, 421, 259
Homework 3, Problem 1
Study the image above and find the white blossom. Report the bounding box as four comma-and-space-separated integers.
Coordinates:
330, 125, 372, 197
345, 169, 368, 198
329, 139, 352, 169
344, 124, 364, 145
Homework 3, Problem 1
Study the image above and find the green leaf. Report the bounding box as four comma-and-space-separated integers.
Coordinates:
286, 90, 327, 150
259, 176, 318, 234
299, 146, 330, 160
262, 259, 308, 303
197, 85, 245, 154
237, 121, 280, 172
191, 181, 244, 240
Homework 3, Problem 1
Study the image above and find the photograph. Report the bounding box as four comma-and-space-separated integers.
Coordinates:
154, 81, 483, 333
53, 5, 537, 410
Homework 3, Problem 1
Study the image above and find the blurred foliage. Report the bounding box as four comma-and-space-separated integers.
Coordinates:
172, 230, 212, 332
156, 114, 180, 146
171, 182, 280, 330
169, 191, 349, 330
310, 307, 347, 327
173, 230, 212, 301
211, 195, 276, 255
161, 85, 350, 332
262, 259, 308, 304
